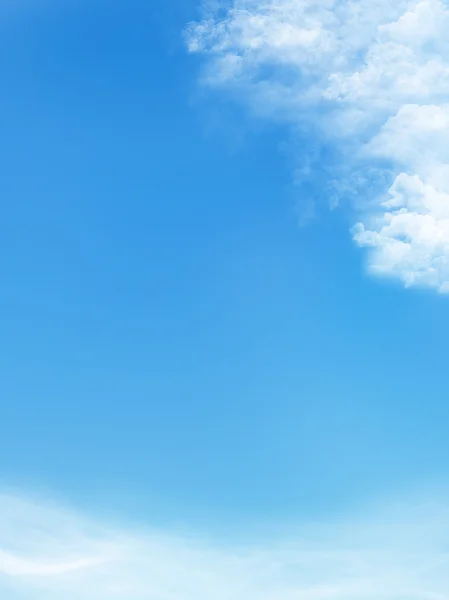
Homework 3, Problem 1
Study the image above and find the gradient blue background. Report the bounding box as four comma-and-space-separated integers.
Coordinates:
1, 0, 448, 530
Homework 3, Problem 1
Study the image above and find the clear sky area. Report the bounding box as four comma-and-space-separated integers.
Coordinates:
2, 1, 449, 598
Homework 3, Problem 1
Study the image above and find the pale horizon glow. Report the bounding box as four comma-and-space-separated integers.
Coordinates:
1, 490, 449, 599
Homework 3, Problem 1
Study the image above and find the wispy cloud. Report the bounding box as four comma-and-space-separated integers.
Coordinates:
186, 0, 449, 293
1, 490, 449, 599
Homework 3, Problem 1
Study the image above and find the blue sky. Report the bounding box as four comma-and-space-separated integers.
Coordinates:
2, 1, 449, 598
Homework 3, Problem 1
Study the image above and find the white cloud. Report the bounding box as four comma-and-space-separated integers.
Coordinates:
187, 0, 449, 293
1, 490, 449, 599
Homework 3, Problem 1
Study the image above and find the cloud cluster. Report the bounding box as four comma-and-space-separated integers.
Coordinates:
187, 0, 449, 293
1, 490, 449, 599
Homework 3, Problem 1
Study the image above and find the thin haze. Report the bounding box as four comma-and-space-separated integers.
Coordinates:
1, 491, 449, 599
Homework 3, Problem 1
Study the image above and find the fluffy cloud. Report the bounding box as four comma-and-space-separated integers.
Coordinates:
1, 490, 449, 599
187, 0, 449, 293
